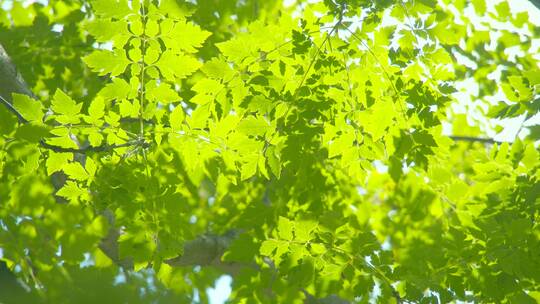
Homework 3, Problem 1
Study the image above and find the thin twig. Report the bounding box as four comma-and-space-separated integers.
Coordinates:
39, 139, 148, 153
0, 95, 28, 123
138, 3, 147, 141
449, 135, 499, 144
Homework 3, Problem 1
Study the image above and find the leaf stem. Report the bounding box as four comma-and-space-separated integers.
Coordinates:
138, 1, 147, 141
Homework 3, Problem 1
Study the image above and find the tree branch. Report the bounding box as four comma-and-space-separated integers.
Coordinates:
0, 95, 147, 152
1, 90, 147, 154
449, 135, 500, 144
164, 230, 247, 275
0, 44, 35, 102
98, 226, 247, 275
39, 139, 148, 153
0, 95, 28, 123
1, 43, 149, 154
100, 226, 352, 303
529, 0, 540, 11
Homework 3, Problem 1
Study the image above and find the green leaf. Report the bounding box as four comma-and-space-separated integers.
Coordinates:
83, 49, 130, 76
119, 100, 139, 118
118, 232, 156, 269
88, 97, 105, 120
22, 150, 40, 173
63, 162, 89, 181
85, 158, 97, 178
240, 154, 258, 180
295, 220, 317, 242
278, 216, 294, 241
157, 51, 202, 81
91, 0, 130, 19
288, 258, 315, 287
2, 1, 539, 301
52, 89, 82, 116
51, 90, 82, 124
507, 76, 532, 101
260, 239, 280, 256
56, 181, 86, 201
147, 82, 180, 104
15, 123, 50, 143
222, 234, 258, 263
45, 136, 79, 150
130, 19, 144, 36
46, 152, 72, 176
389, 156, 403, 182
159, 0, 193, 19
85, 19, 128, 43
217, 38, 254, 63
258, 155, 269, 179
170, 106, 185, 131
495, 1, 510, 19
88, 131, 104, 147
359, 99, 395, 141
211, 115, 240, 139
471, 0, 486, 14
328, 130, 355, 158
202, 58, 234, 80
266, 146, 281, 178
412, 130, 437, 147
169, 21, 211, 53
292, 30, 311, 54
237, 116, 271, 137
187, 104, 210, 129
192, 78, 224, 95
12, 93, 43, 122
100, 78, 132, 101
309, 243, 326, 255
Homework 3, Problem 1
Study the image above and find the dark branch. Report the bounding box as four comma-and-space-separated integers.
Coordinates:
99, 227, 247, 274
164, 230, 247, 275
0, 95, 28, 123
98, 210, 133, 269
1, 42, 151, 154
0, 44, 35, 101
0, 96, 149, 153
449, 135, 500, 144
39, 139, 149, 153
529, 0, 540, 11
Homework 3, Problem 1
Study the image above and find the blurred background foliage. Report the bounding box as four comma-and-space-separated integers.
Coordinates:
0, 0, 538, 303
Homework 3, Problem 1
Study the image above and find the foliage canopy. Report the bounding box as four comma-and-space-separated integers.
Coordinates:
0, 0, 539, 303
